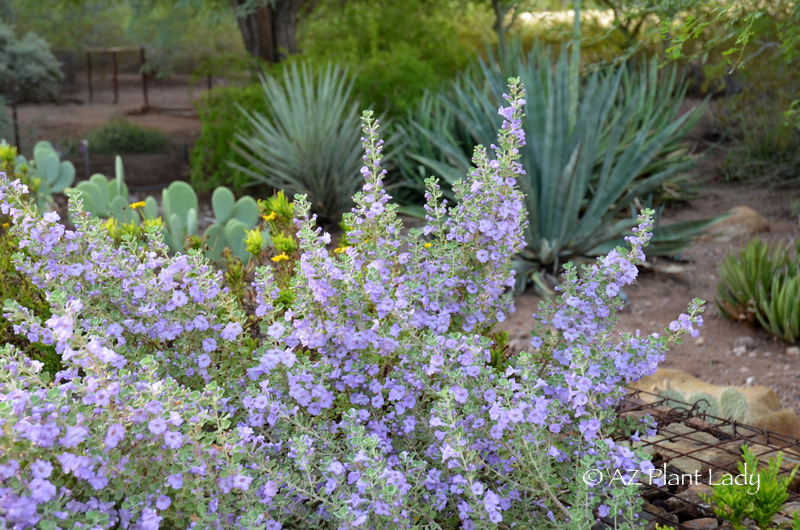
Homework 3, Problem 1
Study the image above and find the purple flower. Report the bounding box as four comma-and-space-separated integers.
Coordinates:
105, 424, 125, 448
29, 477, 57, 502
148, 418, 167, 435
220, 322, 242, 341
328, 461, 345, 476
201, 338, 217, 353
60, 425, 89, 448
156, 495, 171, 510
450, 386, 468, 404
167, 474, 183, 489
164, 431, 184, 449
232, 474, 253, 491
197, 354, 211, 368
30, 459, 53, 479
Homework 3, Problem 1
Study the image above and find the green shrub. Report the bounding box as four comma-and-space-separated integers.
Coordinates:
229, 62, 369, 226
399, 43, 709, 287
719, 59, 800, 185
0, 22, 63, 103
0, 96, 11, 140
87, 117, 170, 154
298, 0, 486, 116
716, 238, 800, 343
190, 83, 268, 193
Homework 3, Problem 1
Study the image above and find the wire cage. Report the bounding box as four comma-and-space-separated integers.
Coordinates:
607, 388, 800, 529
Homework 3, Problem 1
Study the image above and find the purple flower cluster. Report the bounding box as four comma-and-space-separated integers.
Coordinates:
0, 78, 706, 528
1, 185, 248, 389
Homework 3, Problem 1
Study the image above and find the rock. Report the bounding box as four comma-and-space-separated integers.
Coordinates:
683, 518, 719, 530
733, 336, 757, 351
630, 368, 800, 439
745, 376, 755, 385
733, 345, 747, 356
640, 501, 679, 529
779, 501, 800, 515
701, 206, 770, 241
774, 501, 800, 527
663, 484, 715, 519
786, 346, 800, 357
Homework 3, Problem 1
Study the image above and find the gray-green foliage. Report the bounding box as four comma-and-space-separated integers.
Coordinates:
229, 62, 366, 225
0, 22, 63, 103
204, 186, 261, 262
75, 156, 157, 224
399, 44, 709, 286
716, 238, 800, 343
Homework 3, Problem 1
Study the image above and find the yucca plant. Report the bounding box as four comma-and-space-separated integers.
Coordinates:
716, 238, 800, 343
230, 63, 368, 226
399, 43, 710, 287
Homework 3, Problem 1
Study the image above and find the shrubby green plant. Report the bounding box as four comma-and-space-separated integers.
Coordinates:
230, 62, 368, 226
0, 78, 705, 527
400, 44, 708, 288
716, 238, 800, 343
702, 444, 798, 530
190, 83, 269, 193
0, 22, 63, 103
86, 117, 170, 155
298, 0, 486, 116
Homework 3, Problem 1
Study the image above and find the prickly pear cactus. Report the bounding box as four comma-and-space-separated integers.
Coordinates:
657, 389, 685, 408
687, 392, 719, 417
719, 387, 748, 422
204, 186, 260, 262
162, 181, 199, 251
30, 141, 75, 209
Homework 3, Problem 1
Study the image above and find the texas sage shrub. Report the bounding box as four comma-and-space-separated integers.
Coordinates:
0, 78, 703, 528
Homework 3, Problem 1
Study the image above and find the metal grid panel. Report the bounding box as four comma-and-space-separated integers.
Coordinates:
614, 389, 800, 529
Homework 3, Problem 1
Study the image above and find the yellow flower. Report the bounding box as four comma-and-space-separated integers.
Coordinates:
424, 242, 432, 248
333, 246, 350, 254
271, 253, 290, 262
1, 223, 9, 228
262, 212, 277, 222
129, 201, 146, 210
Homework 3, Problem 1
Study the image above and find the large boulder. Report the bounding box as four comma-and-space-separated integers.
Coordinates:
700, 206, 769, 241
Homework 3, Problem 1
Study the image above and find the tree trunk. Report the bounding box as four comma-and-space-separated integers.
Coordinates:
231, 0, 316, 64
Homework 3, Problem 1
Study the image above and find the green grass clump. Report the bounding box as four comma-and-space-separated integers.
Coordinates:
87, 118, 170, 155
716, 238, 800, 343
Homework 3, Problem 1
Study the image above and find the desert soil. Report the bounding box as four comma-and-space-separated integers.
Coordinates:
14, 76, 800, 415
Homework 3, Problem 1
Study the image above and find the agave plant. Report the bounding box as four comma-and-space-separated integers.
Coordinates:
398, 44, 711, 287
230, 62, 367, 226
716, 238, 800, 343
